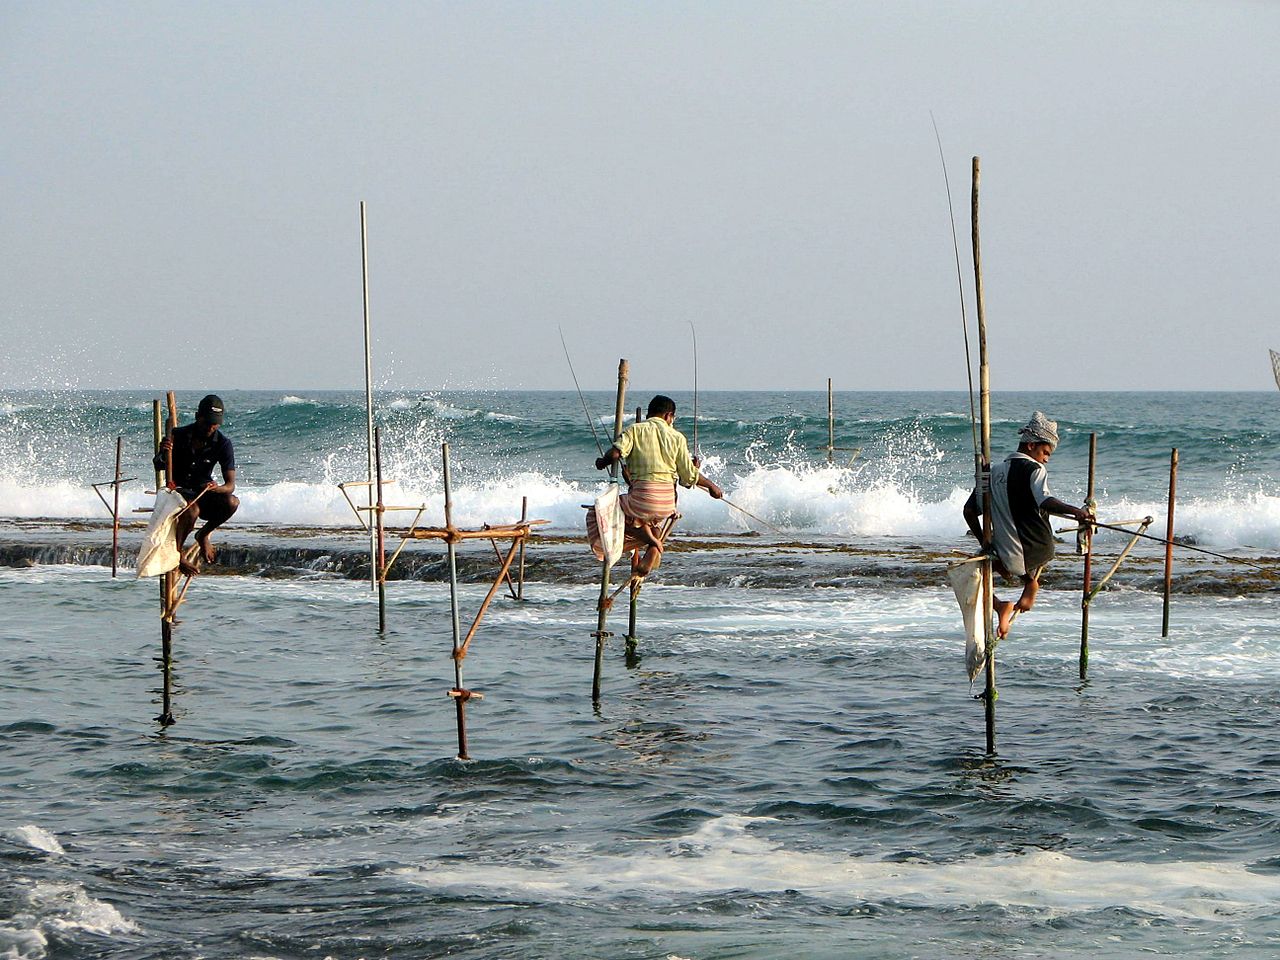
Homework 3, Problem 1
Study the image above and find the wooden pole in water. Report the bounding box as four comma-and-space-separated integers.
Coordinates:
360, 201, 377, 593
158, 391, 178, 726
111, 435, 122, 577
1162, 447, 1178, 637
626, 405, 643, 645
827, 378, 835, 465
517, 495, 527, 601
972, 157, 996, 754
375, 425, 387, 632
1079, 433, 1097, 679
592, 359, 629, 704
442, 442, 468, 759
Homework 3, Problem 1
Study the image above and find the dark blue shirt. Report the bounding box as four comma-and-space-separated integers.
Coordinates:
154, 424, 235, 489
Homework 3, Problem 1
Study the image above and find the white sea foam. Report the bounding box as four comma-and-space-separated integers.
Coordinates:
5, 465, 1280, 550
0, 881, 140, 958
9, 826, 64, 856
395, 814, 1280, 920
280, 395, 316, 405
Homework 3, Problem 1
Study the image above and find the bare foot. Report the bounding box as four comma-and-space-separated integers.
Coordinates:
178, 557, 199, 578
196, 532, 216, 564
995, 599, 1015, 638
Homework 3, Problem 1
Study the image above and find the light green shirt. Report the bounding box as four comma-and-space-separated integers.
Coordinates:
614, 417, 700, 487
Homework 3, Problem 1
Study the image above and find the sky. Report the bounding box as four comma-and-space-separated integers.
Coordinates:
2, 1, 1278, 392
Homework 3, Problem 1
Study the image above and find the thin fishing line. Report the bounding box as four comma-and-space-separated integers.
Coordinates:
931, 112, 979, 461
558, 326, 605, 457
720, 495, 786, 535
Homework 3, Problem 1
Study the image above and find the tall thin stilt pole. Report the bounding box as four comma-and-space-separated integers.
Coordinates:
1079, 433, 1097, 679
517, 496, 527, 601
626, 405, 643, 645
153, 399, 163, 607
443, 443, 468, 759
111, 435, 122, 577
158, 392, 178, 727
827, 378, 835, 465
375, 426, 387, 632
1162, 447, 1178, 637
972, 157, 996, 754
360, 201, 377, 592
592, 359, 629, 704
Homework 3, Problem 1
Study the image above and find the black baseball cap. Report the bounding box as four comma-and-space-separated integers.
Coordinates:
196, 394, 225, 424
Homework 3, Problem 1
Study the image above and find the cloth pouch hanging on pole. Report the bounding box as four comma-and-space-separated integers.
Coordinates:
136, 488, 188, 578
585, 484, 625, 565
946, 557, 987, 681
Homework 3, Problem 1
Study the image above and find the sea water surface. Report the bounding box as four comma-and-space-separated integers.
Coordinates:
3, 390, 1280, 958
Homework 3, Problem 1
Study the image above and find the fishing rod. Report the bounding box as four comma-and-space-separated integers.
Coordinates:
727, 496, 783, 535
688, 320, 700, 460
930, 112, 979, 462
1058, 518, 1273, 572
558, 325, 605, 457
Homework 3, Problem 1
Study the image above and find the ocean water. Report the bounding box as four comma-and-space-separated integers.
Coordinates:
3, 389, 1280, 958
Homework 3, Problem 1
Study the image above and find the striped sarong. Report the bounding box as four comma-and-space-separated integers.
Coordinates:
586, 480, 677, 559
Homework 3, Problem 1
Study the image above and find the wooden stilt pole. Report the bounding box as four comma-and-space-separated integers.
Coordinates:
625, 406, 642, 647
158, 392, 178, 727
1079, 433, 1097, 680
375, 425, 387, 632
360, 201, 377, 593
111, 435, 122, 577
442, 442, 468, 759
1162, 447, 1178, 637
592, 359, 629, 705
972, 157, 996, 754
827, 378, 835, 465
517, 496, 527, 601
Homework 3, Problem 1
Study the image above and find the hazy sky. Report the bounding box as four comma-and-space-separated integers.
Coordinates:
2, 1, 1277, 391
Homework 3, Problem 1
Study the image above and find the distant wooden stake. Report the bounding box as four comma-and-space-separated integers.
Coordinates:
827, 378, 835, 465
592, 359, 629, 704
1079, 433, 1097, 679
442, 442, 468, 759
972, 157, 996, 755
360, 201, 377, 593
1162, 448, 1178, 637
517, 496, 528, 601
111, 436, 122, 577
375, 425, 387, 632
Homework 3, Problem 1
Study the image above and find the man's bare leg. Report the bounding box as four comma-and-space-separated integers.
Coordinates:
175, 508, 200, 577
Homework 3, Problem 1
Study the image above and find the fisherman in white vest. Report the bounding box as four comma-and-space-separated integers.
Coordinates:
963, 411, 1093, 637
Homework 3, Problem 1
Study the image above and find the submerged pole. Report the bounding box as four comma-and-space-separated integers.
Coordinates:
375, 425, 387, 632
111, 435, 122, 577
360, 201, 377, 592
972, 156, 996, 754
592, 359, 629, 704
827, 378, 835, 465
443, 442, 468, 759
1079, 433, 1097, 679
1162, 447, 1178, 637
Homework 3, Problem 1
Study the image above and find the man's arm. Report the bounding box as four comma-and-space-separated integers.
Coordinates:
696, 473, 723, 499
208, 468, 236, 495
963, 491, 983, 540
1041, 496, 1091, 524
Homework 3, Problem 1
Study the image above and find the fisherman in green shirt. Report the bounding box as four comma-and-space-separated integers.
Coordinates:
595, 395, 724, 574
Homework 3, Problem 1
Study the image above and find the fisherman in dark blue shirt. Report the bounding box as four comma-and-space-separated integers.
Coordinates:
155, 394, 239, 575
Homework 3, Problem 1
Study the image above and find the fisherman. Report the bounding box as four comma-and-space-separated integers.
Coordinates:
594, 394, 723, 575
963, 411, 1092, 638
155, 394, 238, 576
